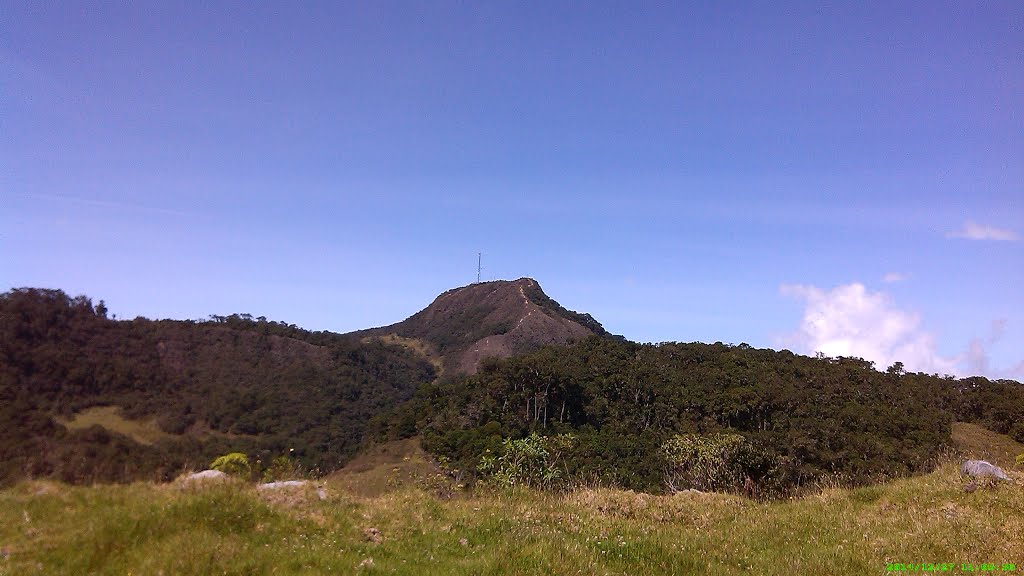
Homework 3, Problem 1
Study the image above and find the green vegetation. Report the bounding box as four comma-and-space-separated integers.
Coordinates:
661, 432, 789, 496
261, 454, 302, 482
210, 453, 251, 478
3, 286, 1023, 499
478, 433, 577, 490
416, 337, 1024, 494
0, 288, 436, 486
0, 461, 1020, 575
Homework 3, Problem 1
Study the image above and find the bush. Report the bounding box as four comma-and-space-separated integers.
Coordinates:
1015, 453, 1024, 469
210, 452, 251, 478
261, 454, 301, 482
479, 433, 577, 490
661, 433, 746, 493
660, 433, 790, 497
1010, 423, 1024, 444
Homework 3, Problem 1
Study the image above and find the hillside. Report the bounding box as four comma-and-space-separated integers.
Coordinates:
351, 278, 611, 374
3, 283, 1022, 498
412, 337, 1024, 495
0, 280, 611, 486
0, 288, 437, 485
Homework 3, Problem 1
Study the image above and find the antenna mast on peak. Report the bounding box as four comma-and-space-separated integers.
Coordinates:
477, 252, 482, 283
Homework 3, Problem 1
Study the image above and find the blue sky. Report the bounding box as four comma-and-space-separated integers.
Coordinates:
3, 2, 1021, 379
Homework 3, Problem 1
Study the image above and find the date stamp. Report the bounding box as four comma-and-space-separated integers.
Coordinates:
885, 563, 1016, 572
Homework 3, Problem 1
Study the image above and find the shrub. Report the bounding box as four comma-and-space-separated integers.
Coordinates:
660, 433, 790, 497
210, 452, 251, 478
661, 433, 746, 493
479, 433, 577, 490
261, 454, 301, 482
1015, 453, 1024, 469
1011, 423, 1024, 444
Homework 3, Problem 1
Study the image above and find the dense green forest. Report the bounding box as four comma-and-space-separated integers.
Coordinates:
411, 337, 1024, 495
2, 287, 1022, 496
0, 288, 436, 485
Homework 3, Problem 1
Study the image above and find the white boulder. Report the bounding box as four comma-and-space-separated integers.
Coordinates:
960, 460, 1010, 481
257, 480, 327, 500
181, 469, 229, 482
257, 480, 308, 490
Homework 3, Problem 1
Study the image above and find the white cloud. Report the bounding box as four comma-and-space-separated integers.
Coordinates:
779, 283, 958, 375
881, 272, 907, 283
779, 285, 1024, 380
947, 220, 1019, 241
1006, 361, 1024, 381
965, 319, 1009, 378
965, 339, 988, 375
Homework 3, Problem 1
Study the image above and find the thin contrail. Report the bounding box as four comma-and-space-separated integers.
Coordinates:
15, 193, 191, 217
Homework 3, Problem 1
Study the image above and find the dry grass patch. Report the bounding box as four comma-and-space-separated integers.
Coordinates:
368, 334, 443, 373
327, 437, 455, 497
56, 406, 173, 445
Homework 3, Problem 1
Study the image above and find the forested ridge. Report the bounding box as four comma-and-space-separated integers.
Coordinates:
2, 286, 1022, 495
410, 339, 1024, 495
0, 288, 436, 485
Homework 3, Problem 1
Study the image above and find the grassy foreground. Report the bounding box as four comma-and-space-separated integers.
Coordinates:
0, 462, 1021, 575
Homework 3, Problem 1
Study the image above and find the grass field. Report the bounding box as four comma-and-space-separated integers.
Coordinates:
1, 457, 1020, 575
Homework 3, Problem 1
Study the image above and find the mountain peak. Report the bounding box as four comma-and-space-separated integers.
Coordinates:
354, 278, 607, 374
